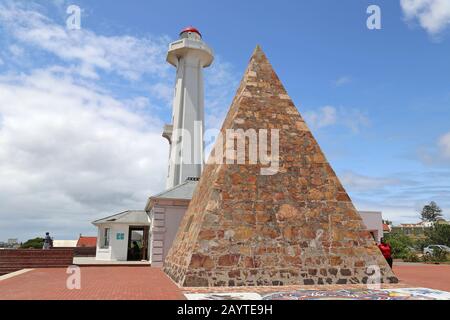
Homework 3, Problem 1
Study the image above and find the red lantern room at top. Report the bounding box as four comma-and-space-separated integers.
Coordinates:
179, 26, 202, 40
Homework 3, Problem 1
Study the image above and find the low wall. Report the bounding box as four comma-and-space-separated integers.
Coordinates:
0, 249, 74, 276
73, 247, 96, 257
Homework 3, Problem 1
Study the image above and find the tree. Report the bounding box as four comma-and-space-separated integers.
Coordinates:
21, 237, 44, 249
384, 233, 415, 259
425, 224, 450, 246
421, 201, 443, 222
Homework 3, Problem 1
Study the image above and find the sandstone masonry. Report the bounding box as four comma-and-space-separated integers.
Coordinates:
163, 46, 398, 287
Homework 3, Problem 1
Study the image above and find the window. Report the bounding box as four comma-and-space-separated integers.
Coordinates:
101, 228, 110, 249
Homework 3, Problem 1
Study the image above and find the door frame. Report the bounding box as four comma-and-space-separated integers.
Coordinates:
127, 226, 150, 261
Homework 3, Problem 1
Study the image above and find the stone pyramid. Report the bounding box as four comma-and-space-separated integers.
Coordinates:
164, 46, 398, 287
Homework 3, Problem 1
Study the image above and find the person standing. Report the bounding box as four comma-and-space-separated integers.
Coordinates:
378, 238, 393, 269
43, 232, 53, 250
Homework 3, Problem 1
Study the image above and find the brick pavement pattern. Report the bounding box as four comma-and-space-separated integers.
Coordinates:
0, 265, 448, 300
393, 264, 450, 292
0, 267, 184, 300
164, 46, 398, 287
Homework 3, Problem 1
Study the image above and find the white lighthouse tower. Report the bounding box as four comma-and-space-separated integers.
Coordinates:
163, 27, 214, 189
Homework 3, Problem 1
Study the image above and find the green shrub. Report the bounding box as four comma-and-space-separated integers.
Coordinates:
425, 224, 450, 247
384, 234, 414, 259
422, 247, 448, 263
403, 251, 421, 263
20, 237, 44, 249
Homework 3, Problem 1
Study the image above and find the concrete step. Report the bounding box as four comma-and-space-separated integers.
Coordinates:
0, 266, 69, 273
0, 259, 72, 262
0, 261, 73, 268
0, 257, 73, 262
0, 262, 73, 267
0, 268, 27, 276
0, 254, 73, 258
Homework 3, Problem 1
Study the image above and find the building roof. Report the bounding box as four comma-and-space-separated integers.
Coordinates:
358, 211, 382, 215
145, 180, 198, 211
77, 236, 97, 247
92, 210, 150, 226
151, 180, 198, 200
383, 224, 391, 232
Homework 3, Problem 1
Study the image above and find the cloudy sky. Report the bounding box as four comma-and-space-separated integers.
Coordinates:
0, 0, 449, 241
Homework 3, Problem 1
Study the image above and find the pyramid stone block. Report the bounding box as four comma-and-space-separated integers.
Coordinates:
163, 46, 398, 287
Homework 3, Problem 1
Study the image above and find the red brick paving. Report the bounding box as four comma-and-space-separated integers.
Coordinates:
0, 264, 449, 300
393, 264, 450, 292
0, 267, 185, 300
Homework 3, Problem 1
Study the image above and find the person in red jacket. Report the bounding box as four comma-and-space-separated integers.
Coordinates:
378, 238, 393, 269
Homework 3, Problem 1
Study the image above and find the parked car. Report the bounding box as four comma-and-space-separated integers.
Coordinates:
423, 245, 450, 255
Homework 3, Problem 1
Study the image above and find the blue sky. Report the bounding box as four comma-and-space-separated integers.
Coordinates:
0, 0, 449, 241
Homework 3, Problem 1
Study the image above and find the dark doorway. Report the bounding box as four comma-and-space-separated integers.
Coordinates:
127, 226, 149, 261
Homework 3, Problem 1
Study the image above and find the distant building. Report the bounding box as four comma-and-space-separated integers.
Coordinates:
436, 219, 450, 226
7, 239, 18, 246
53, 240, 78, 248
391, 219, 449, 237
391, 222, 428, 237
0, 239, 20, 249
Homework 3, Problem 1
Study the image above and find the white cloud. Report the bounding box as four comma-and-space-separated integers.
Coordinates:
339, 170, 450, 224
0, 68, 168, 240
417, 132, 450, 165
204, 57, 239, 130
149, 83, 174, 106
342, 109, 370, 133
0, 2, 239, 241
303, 106, 369, 133
303, 106, 337, 129
352, 199, 434, 225
333, 76, 351, 87
8, 44, 24, 58
400, 0, 450, 35
340, 171, 400, 192
438, 132, 450, 158
0, 2, 171, 81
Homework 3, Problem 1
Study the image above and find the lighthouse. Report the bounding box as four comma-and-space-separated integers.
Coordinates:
163, 27, 214, 189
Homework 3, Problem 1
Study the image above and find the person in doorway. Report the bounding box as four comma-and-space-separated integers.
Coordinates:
378, 238, 393, 269
43, 232, 53, 250
131, 241, 141, 261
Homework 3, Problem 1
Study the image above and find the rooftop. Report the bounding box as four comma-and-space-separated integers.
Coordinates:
77, 236, 97, 247
145, 179, 198, 210
92, 210, 150, 226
